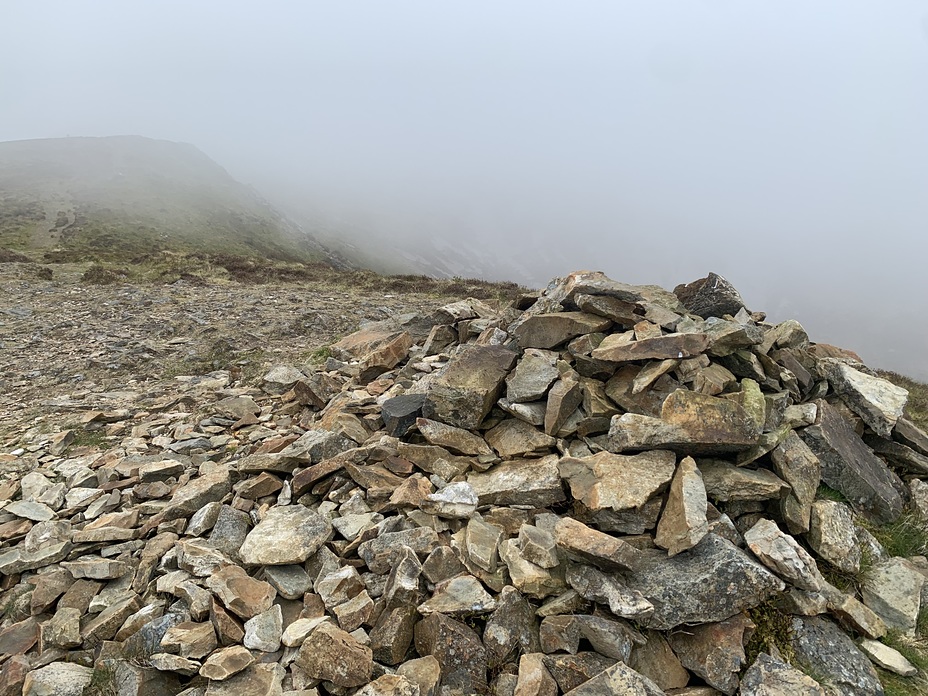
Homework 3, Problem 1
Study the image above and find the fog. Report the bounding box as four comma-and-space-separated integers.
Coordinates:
2, 1, 928, 377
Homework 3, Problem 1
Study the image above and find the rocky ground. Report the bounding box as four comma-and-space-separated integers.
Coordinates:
1, 265, 928, 696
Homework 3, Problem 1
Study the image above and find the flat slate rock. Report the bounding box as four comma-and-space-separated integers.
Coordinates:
789, 616, 884, 696
624, 534, 785, 630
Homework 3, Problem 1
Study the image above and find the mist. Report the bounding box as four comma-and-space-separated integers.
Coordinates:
2, 1, 928, 377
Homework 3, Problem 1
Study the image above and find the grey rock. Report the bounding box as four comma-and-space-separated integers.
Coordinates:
744, 518, 823, 592
468, 455, 566, 507
819, 359, 907, 438
506, 349, 560, 403
559, 660, 664, 695
625, 534, 785, 630
22, 662, 93, 696
655, 455, 708, 556
381, 393, 427, 437
239, 505, 332, 565
418, 574, 497, 616
861, 557, 925, 634
673, 272, 747, 319
770, 431, 821, 534
858, 639, 918, 677
558, 450, 675, 511
565, 564, 654, 621
800, 400, 903, 524
698, 460, 788, 502
513, 312, 613, 350
808, 500, 861, 574
243, 604, 283, 652
790, 616, 884, 696
740, 652, 825, 695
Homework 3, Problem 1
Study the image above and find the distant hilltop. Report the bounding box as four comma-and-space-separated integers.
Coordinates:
0, 135, 335, 263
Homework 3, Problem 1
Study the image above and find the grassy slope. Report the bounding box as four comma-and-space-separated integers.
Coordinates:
0, 136, 328, 263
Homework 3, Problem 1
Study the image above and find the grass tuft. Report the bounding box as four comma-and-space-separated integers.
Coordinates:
863, 511, 928, 559
878, 371, 928, 432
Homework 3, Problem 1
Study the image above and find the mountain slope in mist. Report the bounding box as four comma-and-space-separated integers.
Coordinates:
0, 136, 332, 263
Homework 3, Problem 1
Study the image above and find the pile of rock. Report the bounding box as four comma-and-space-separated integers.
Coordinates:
1, 270, 927, 695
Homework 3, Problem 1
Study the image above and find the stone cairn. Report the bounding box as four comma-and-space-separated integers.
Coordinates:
1, 270, 927, 695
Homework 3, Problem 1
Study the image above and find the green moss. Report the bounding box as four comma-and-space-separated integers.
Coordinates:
67, 429, 108, 451
307, 346, 333, 365
816, 483, 848, 503
745, 599, 795, 666
82, 664, 119, 696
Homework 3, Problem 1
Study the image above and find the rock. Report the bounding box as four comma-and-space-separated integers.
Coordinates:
396, 655, 441, 696
416, 417, 493, 456
698, 460, 788, 502
500, 538, 567, 599
422, 345, 519, 429
800, 400, 903, 524
486, 419, 556, 458
370, 604, 418, 665
558, 450, 675, 511
359, 526, 441, 574
625, 534, 785, 630
790, 616, 884, 696
262, 364, 306, 393
22, 662, 93, 696
808, 500, 860, 574
484, 586, 540, 669
514, 653, 558, 696
466, 517, 505, 572
417, 575, 497, 616
296, 621, 372, 687
161, 621, 217, 659
161, 465, 232, 522
468, 456, 566, 507
354, 675, 419, 696
627, 630, 690, 691
861, 557, 925, 634
609, 389, 758, 454
239, 505, 332, 565
655, 455, 708, 556
381, 393, 427, 437
149, 652, 200, 676
553, 517, 641, 571
5, 500, 55, 522
858, 639, 918, 676
204, 663, 284, 696
415, 612, 488, 694
332, 328, 413, 379
518, 524, 558, 569
819, 359, 908, 438
668, 614, 753, 695
242, 604, 282, 652
513, 313, 613, 350
565, 564, 654, 621
559, 660, 665, 695
506, 349, 561, 403
199, 645, 255, 681
739, 652, 825, 695
769, 431, 821, 534
744, 519, 823, 591
591, 331, 709, 363
544, 373, 583, 436
279, 428, 353, 464
673, 272, 747, 318
421, 482, 479, 519
542, 652, 617, 693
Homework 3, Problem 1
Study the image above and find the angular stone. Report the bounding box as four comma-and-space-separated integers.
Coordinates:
514, 652, 558, 696
514, 313, 613, 350
655, 456, 708, 556
162, 465, 231, 522
297, 621, 372, 687
370, 605, 418, 665
204, 663, 284, 696
421, 482, 479, 519
698, 460, 788, 502
316, 565, 364, 610
506, 349, 561, 404
770, 431, 820, 534
416, 417, 493, 456
243, 604, 282, 652
559, 450, 674, 512
739, 652, 825, 695
486, 419, 557, 458
627, 630, 690, 691
22, 663, 93, 696
262, 364, 306, 392
466, 517, 504, 573
518, 524, 558, 569
422, 345, 519, 429
415, 613, 488, 694
500, 538, 567, 599
239, 505, 332, 565
591, 331, 709, 363
800, 400, 903, 524
861, 557, 924, 634
668, 614, 753, 695
354, 674, 418, 696
544, 373, 582, 436
418, 575, 497, 616
673, 272, 746, 318
0, 541, 71, 575
149, 653, 200, 676
358, 526, 441, 574
790, 616, 883, 696
42, 608, 81, 649
61, 557, 130, 580
281, 616, 329, 647
332, 328, 413, 378
161, 621, 217, 660
819, 359, 907, 438
625, 534, 785, 630
822, 583, 887, 639
0, 618, 38, 657
484, 586, 540, 669
396, 655, 441, 696
334, 589, 374, 631
566, 565, 654, 621
5, 500, 55, 522
744, 519, 823, 592
204, 565, 276, 620
859, 638, 918, 676
542, 653, 617, 693
808, 500, 860, 574
381, 393, 427, 437
610, 389, 758, 454
554, 517, 641, 571
468, 456, 565, 508
279, 428, 354, 464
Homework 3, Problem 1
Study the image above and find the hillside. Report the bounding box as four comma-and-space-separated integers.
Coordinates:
0, 136, 334, 263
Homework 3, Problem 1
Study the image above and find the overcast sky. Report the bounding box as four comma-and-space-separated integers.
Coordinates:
2, 1, 928, 375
